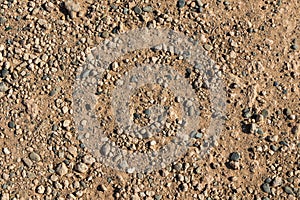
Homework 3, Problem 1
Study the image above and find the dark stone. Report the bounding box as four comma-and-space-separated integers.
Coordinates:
229, 152, 240, 161
177, 0, 185, 8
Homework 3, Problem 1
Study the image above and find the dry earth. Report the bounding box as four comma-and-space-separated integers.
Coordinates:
0, 0, 299, 199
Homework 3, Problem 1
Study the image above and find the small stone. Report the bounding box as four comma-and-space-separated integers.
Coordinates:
143, 6, 153, 12
37, 19, 49, 29
45, 2, 54, 12
49, 87, 61, 96
101, 31, 109, 38
8, 121, 15, 128
1, 68, 9, 78
229, 161, 240, 170
283, 108, 292, 116
196, 0, 204, 7
56, 162, 68, 176
29, 152, 41, 162
179, 183, 189, 191
229, 152, 240, 161
257, 127, 264, 135
194, 167, 201, 174
284, 186, 294, 194
195, 132, 203, 139
204, 44, 213, 51
242, 108, 252, 118
264, 177, 272, 184
133, 6, 142, 14
0, 82, 9, 92
97, 184, 107, 192
22, 158, 33, 168
82, 155, 96, 165
261, 183, 271, 193
63, 120, 71, 128
36, 185, 45, 194
2, 173, 9, 180
100, 143, 110, 156
64, 0, 81, 18
291, 44, 298, 50
0, 44, 5, 51
261, 109, 269, 118
272, 177, 282, 187
291, 125, 299, 135
75, 163, 88, 173
68, 146, 77, 157
177, 0, 185, 8
173, 163, 182, 171
127, 168, 135, 173
2, 147, 10, 155
62, 106, 69, 114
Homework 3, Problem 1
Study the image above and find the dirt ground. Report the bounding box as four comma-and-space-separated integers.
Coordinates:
0, 0, 299, 199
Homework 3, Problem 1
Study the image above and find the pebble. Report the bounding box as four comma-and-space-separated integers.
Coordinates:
8, 121, 15, 128
195, 132, 203, 139
196, 0, 204, 7
0, 82, 9, 92
49, 87, 61, 96
56, 162, 68, 176
1, 68, 9, 78
29, 152, 41, 162
272, 177, 282, 187
284, 186, 294, 194
133, 6, 142, 14
75, 163, 88, 173
63, 120, 71, 128
261, 109, 269, 118
291, 44, 298, 50
0, 0, 298, 198
37, 19, 50, 29
97, 184, 107, 192
45, 2, 54, 12
101, 143, 110, 156
204, 44, 213, 51
261, 183, 271, 193
283, 108, 292, 116
68, 146, 77, 157
229, 152, 240, 161
2, 147, 10, 155
143, 6, 153, 12
22, 158, 33, 168
82, 155, 96, 165
228, 160, 240, 170
257, 127, 264, 135
36, 185, 45, 194
291, 125, 299, 135
64, 0, 81, 18
177, 0, 186, 8
101, 31, 109, 38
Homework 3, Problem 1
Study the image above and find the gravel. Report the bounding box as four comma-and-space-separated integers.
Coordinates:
0, 0, 298, 199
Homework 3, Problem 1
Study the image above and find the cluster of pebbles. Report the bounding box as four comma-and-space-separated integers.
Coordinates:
0, 0, 299, 199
